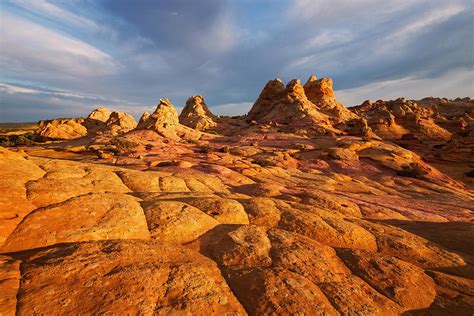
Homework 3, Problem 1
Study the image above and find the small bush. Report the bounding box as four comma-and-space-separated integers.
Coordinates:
219, 146, 230, 153
109, 137, 138, 154
207, 130, 222, 135
145, 143, 154, 150
0, 133, 49, 147
396, 163, 428, 179
252, 158, 271, 167
196, 145, 211, 153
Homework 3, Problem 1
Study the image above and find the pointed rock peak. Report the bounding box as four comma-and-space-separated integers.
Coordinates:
304, 74, 318, 86
286, 79, 306, 97
157, 98, 175, 109
304, 77, 334, 98
181, 95, 216, 118
87, 107, 112, 122
179, 95, 218, 130
140, 111, 150, 122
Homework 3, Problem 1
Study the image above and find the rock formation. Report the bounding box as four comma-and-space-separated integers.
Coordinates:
87, 107, 112, 122
247, 78, 339, 135
351, 98, 454, 141
179, 95, 218, 131
37, 117, 88, 139
304, 75, 358, 123
1, 74, 473, 315
37, 107, 137, 139
136, 98, 201, 140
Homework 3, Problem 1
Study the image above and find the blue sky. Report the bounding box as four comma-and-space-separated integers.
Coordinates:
0, 0, 473, 122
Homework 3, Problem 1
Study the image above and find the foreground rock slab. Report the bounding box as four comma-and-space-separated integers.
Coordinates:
13, 240, 246, 315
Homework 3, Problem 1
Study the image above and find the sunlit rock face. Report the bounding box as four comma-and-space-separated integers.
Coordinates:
179, 95, 218, 131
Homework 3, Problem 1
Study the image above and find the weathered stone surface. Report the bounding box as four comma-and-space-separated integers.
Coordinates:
179, 95, 218, 130
227, 268, 338, 315
15, 240, 246, 315
319, 275, 402, 315
142, 200, 218, 244
0, 255, 20, 316
1, 193, 150, 252
37, 117, 87, 139
0, 148, 44, 247
268, 229, 351, 283
87, 107, 112, 122
180, 196, 249, 224
278, 209, 377, 250
26, 160, 130, 207
136, 98, 201, 140
338, 249, 436, 309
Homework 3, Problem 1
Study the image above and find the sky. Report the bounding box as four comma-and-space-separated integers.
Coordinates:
0, 0, 473, 122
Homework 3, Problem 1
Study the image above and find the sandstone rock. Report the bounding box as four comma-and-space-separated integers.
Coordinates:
304, 75, 358, 124
319, 275, 402, 315
338, 249, 436, 309
104, 111, 137, 135
37, 117, 87, 139
141, 200, 219, 244
328, 147, 359, 161
0, 255, 21, 316
0, 148, 44, 247
15, 240, 246, 315
136, 98, 201, 140
1, 193, 150, 252
211, 225, 272, 268
246, 78, 339, 135
179, 95, 218, 130
179, 196, 249, 224
87, 107, 112, 122
268, 229, 351, 283
278, 209, 377, 250
241, 197, 281, 227
26, 161, 130, 207
353, 219, 466, 269
227, 268, 338, 315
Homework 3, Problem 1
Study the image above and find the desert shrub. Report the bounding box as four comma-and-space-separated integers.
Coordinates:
0, 133, 49, 147
185, 138, 200, 145
207, 130, 222, 135
219, 146, 230, 153
109, 137, 138, 154
397, 163, 428, 179
465, 170, 474, 178
196, 145, 211, 153
252, 158, 271, 167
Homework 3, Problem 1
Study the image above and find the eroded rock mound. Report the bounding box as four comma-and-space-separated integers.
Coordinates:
37, 117, 88, 139
136, 98, 201, 140
37, 107, 137, 139
179, 95, 218, 131
14, 240, 246, 315
351, 98, 454, 141
304, 75, 358, 124
247, 78, 339, 135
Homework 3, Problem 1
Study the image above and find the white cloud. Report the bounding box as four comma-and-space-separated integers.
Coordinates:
336, 69, 474, 106
388, 4, 465, 43
11, 0, 98, 29
0, 12, 119, 79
